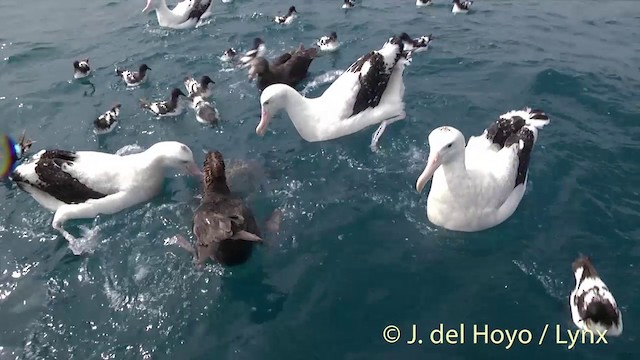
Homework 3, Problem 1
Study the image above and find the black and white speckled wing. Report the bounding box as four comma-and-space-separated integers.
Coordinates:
185, 0, 213, 20
193, 97, 219, 124
570, 261, 623, 335
93, 104, 121, 135
151, 101, 171, 115
341, 38, 405, 117
10, 150, 123, 204
140, 98, 171, 116
466, 108, 551, 188
120, 70, 143, 86
184, 77, 199, 98
317, 36, 330, 47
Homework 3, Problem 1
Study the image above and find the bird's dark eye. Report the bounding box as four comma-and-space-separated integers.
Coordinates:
263, 100, 270, 105
447, 143, 453, 148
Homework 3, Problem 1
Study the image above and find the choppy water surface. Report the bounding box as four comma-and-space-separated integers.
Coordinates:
1, 0, 639, 359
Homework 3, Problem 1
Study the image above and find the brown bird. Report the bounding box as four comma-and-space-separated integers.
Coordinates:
248, 44, 319, 91
171, 151, 263, 267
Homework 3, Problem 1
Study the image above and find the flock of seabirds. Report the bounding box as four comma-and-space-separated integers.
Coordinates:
3, 0, 623, 340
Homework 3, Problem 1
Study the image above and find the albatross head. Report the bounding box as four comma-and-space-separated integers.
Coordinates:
257, 84, 289, 136
149, 141, 203, 177
142, 0, 159, 13
416, 126, 465, 193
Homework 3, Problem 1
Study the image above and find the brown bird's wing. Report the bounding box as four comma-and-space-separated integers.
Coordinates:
272, 52, 293, 66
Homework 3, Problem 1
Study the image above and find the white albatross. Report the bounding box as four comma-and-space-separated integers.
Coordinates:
415, 107, 551, 231
570, 255, 623, 337
257, 35, 412, 151
10, 141, 203, 255
142, 0, 213, 29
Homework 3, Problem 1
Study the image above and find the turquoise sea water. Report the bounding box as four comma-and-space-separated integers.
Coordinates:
1, 0, 639, 358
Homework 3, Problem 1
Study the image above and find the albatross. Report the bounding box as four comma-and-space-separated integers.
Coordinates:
10, 141, 203, 255
142, 0, 213, 29
257, 35, 413, 151
415, 107, 551, 231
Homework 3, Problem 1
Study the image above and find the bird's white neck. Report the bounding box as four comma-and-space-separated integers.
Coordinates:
573, 267, 585, 285
276, 86, 321, 142
438, 152, 468, 184
130, 149, 160, 169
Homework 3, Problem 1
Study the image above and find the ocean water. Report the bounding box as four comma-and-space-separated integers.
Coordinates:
1, 0, 639, 359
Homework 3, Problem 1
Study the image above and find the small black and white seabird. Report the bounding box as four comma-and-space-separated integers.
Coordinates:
184, 75, 215, 99
140, 88, 186, 117
274, 6, 297, 24
398, 32, 434, 53
73, 59, 91, 79
570, 255, 623, 337
239, 38, 267, 68
416, 0, 433, 7
221, 48, 237, 62
115, 64, 151, 87
191, 95, 220, 125
452, 0, 473, 13
342, 0, 355, 9
317, 32, 340, 52
93, 104, 122, 135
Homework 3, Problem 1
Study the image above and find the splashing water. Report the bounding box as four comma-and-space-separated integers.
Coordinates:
66, 225, 101, 255
116, 144, 145, 156
300, 70, 344, 96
